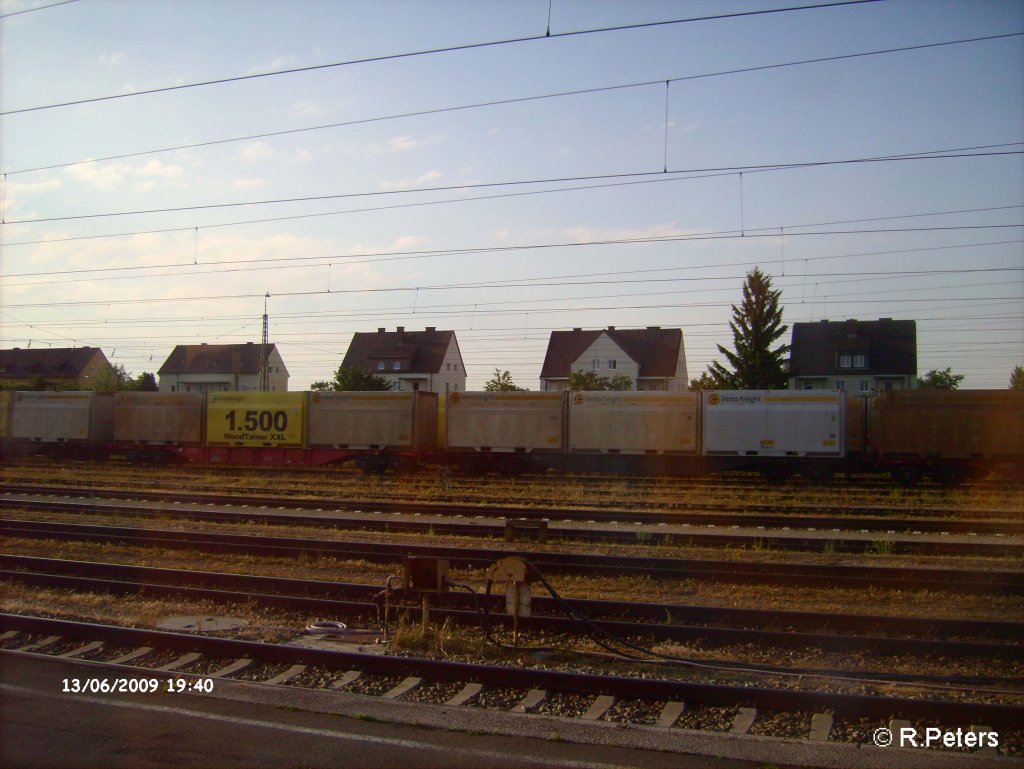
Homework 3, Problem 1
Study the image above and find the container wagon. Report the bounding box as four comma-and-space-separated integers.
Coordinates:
701, 390, 845, 481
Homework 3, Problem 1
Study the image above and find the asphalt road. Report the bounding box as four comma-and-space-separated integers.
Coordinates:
0, 652, 755, 769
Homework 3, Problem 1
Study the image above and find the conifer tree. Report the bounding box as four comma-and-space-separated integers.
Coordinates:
709, 267, 790, 389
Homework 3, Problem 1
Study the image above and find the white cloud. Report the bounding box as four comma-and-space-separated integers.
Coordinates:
235, 141, 274, 163
65, 159, 185, 191
562, 223, 700, 243
248, 54, 296, 75
366, 135, 443, 157
0, 177, 61, 223
98, 51, 124, 67
378, 170, 442, 191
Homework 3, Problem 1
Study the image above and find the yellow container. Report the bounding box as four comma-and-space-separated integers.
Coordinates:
0, 392, 11, 439
206, 391, 305, 447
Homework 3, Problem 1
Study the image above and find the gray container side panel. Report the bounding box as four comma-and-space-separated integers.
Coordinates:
702, 392, 844, 457
569, 394, 699, 454
308, 392, 418, 448
91, 394, 115, 442
446, 393, 564, 452
413, 392, 439, 450
0, 392, 11, 439
113, 394, 204, 444
10, 392, 95, 441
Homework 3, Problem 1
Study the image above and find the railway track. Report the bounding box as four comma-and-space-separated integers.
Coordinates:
3, 517, 1022, 594
2, 613, 1022, 749
3, 554, 1021, 666
5, 467, 1021, 521
3, 486, 1022, 537
3, 492, 1022, 560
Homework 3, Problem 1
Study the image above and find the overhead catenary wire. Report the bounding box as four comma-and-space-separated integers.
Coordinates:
6, 148, 1020, 226
0, 0, 883, 117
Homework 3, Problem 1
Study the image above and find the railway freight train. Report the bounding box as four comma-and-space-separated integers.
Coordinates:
0, 388, 1021, 483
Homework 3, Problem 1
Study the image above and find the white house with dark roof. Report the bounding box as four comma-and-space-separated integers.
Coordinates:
342, 327, 466, 393
788, 318, 917, 393
158, 343, 289, 392
539, 327, 688, 391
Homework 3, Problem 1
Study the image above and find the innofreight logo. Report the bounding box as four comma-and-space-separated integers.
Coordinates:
707, 392, 763, 406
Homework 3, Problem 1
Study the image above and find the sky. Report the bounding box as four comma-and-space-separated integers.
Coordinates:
1, 0, 1022, 391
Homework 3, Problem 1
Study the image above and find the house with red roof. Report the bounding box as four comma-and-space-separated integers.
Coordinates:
342, 327, 466, 393
157, 343, 289, 393
788, 318, 917, 393
0, 347, 111, 390
539, 326, 688, 391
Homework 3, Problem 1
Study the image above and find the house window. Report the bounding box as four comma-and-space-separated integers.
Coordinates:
835, 380, 845, 391
392, 361, 401, 370
803, 381, 814, 390
377, 361, 385, 370
608, 360, 617, 370
853, 354, 867, 368
839, 354, 852, 368
592, 359, 601, 370
859, 380, 870, 392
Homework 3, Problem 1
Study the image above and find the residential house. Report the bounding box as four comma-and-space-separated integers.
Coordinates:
788, 318, 917, 393
158, 343, 289, 392
342, 327, 466, 393
539, 327, 688, 391
0, 347, 110, 390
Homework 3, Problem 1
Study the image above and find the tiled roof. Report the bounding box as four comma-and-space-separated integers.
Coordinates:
342, 328, 457, 374
158, 343, 276, 375
540, 328, 682, 379
0, 347, 107, 379
789, 319, 917, 376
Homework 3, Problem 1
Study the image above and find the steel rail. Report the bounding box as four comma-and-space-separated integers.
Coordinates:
2, 555, 1021, 662
3, 484, 1020, 535
3, 613, 1022, 729
2, 497, 1021, 558
3, 554, 1021, 642
3, 518, 1022, 594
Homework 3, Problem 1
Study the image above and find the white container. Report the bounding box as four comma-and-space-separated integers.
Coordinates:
702, 391, 844, 457
445, 392, 564, 452
569, 391, 699, 454
11, 391, 114, 443
114, 392, 204, 445
307, 391, 437, 449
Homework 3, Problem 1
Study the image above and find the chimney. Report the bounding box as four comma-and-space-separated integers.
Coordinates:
573, 327, 582, 332
397, 326, 405, 333
378, 328, 386, 333
425, 327, 436, 332
646, 326, 660, 331
607, 326, 615, 331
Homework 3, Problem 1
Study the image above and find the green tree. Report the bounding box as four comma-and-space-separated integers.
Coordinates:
709, 267, 789, 389
483, 369, 525, 391
688, 368, 729, 391
87, 363, 138, 393
606, 374, 633, 391
567, 370, 632, 391
314, 365, 392, 391
1010, 366, 1024, 392
917, 367, 964, 390
135, 372, 158, 391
